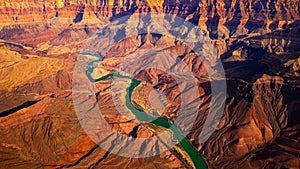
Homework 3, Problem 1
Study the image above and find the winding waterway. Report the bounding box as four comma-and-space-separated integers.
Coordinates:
81, 52, 207, 169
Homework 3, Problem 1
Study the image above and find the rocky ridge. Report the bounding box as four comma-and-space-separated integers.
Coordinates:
0, 0, 299, 169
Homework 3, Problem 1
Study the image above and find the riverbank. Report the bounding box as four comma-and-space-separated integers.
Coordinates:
80, 52, 207, 169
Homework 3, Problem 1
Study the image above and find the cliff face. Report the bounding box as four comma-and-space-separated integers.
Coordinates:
0, 0, 299, 169
1, 0, 299, 38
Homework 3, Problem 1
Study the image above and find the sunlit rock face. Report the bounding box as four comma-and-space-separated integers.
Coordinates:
1, 0, 299, 33
0, 0, 299, 169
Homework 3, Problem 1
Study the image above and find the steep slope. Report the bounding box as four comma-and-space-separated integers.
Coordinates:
0, 0, 299, 169
1, 0, 299, 38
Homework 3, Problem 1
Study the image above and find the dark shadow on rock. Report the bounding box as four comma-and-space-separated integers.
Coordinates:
0, 100, 40, 117
73, 5, 85, 23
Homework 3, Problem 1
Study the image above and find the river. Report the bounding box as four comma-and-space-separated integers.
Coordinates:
81, 52, 207, 169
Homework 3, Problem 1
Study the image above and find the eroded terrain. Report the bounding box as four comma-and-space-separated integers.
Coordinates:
0, 0, 299, 168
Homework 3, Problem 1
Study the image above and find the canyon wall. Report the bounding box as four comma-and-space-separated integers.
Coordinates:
0, 0, 299, 168
1, 0, 299, 39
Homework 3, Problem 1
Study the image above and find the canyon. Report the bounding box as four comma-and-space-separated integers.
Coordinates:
0, 0, 299, 169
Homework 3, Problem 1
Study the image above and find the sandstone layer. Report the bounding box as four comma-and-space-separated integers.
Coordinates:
0, 0, 299, 169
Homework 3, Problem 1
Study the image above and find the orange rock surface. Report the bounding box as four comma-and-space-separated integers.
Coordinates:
0, 0, 299, 169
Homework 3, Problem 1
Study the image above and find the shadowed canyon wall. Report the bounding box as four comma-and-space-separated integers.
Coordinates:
0, 0, 299, 169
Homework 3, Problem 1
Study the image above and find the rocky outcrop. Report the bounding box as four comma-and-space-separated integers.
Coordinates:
1, 0, 299, 40
0, 1, 299, 169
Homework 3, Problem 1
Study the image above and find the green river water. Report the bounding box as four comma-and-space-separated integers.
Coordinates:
81, 52, 207, 169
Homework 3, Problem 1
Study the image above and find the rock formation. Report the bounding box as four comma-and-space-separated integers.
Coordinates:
0, 0, 299, 168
